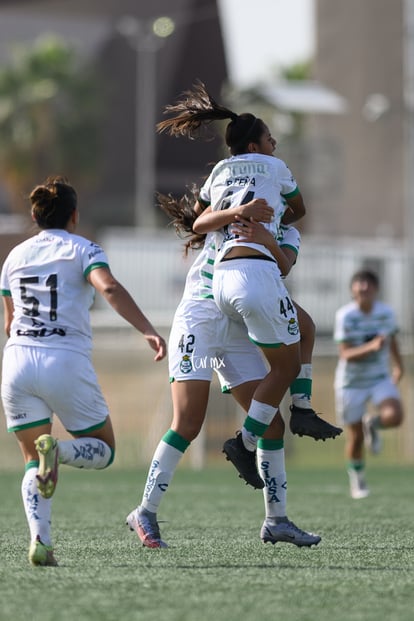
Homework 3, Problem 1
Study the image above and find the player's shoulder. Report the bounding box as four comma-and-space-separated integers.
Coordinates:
373, 299, 395, 316
2, 233, 39, 263
335, 301, 357, 319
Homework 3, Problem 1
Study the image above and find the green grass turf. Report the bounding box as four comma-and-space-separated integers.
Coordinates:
0, 465, 413, 621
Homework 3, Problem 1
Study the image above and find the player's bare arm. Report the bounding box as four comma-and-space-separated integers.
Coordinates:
338, 335, 386, 361
193, 198, 273, 234
2, 295, 13, 337
281, 193, 306, 224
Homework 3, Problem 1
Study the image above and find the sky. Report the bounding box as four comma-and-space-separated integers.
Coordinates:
217, 0, 315, 88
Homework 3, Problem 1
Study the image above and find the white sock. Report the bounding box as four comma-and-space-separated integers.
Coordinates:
21, 465, 52, 546
58, 438, 112, 469
291, 363, 313, 409
242, 400, 278, 451
140, 439, 185, 513
257, 446, 287, 518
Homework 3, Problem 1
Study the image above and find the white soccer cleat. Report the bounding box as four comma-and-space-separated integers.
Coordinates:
260, 517, 321, 547
348, 469, 370, 499
126, 506, 168, 549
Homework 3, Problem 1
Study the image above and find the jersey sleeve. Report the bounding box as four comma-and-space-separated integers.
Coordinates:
278, 161, 299, 198
79, 240, 110, 278
278, 225, 300, 256
199, 172, 213, 206
333, 307, 349, 342
0, 256, 11, 296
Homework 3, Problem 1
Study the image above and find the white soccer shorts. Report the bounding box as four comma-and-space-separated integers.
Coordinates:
168, 297, 267, 387
1, 344, 109, 433
334, 377, 401, 425
213, 257, 300, 347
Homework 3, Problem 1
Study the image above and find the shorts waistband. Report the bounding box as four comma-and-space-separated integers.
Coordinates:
220, 254, 276, 264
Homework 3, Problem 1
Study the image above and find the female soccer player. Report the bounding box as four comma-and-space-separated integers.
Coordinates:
334, 269, 404, 498
156, 81, 315, 489
126, 190, 322, 549
1, 176, 166, 566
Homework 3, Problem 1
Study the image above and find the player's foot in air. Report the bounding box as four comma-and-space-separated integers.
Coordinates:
260, 517, 321, 547
35, 434, 59, 499
289, 405, 343, 440
222, 432, 264, 489
29, 535, 58, 566
126, 506, 168, 548
362, 414, 382, 454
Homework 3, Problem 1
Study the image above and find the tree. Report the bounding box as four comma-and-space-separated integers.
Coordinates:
0, 35, 103, 214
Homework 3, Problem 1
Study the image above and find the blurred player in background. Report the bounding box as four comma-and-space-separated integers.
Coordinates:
334, 269, 404, 499
1, 176, 166, 566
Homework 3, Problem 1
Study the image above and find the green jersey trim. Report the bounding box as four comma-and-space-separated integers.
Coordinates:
281, 186, 300, 199
83, 262, 109, 278
1, 288, 11, 296
279, 244, 298, 255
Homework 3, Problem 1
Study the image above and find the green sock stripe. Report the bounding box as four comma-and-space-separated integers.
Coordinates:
244, 416, 268, 436
290, 378, 312, 395
348, 460, 364, 472
104, 447, 115, 468
257, 438, 284, 450
25, 460, 39, 472
162, 429, 190, 453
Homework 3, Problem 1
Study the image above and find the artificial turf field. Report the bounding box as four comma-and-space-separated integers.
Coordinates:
0, 464, 413, 621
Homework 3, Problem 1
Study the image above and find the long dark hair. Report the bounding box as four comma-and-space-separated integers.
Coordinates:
157, 185, 206, 256
156, 80, 265, 155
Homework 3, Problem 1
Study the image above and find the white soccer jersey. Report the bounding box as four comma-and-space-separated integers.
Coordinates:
334, 300, 399, 388
0, 229, 109, 355
181, 232, 222, 301
278, 224, 300, 257
198, 153, 299, 262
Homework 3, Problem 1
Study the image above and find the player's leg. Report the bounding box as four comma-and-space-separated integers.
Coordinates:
223, 341, 301, 488
337, 386, 370, 499
35, 350, 115, 482
126, 379, 210, 548
257, 416, 320, 547
127, 300, 220, 548
363, 379, 404, 454
216, 261, 301, 487
1, 346, 58, 565
345, 420, 370, 499
289, 302, 342, 440
14, 425, 58, 566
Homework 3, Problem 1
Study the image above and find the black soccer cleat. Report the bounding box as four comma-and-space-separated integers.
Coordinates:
289, 405, 343, 441
222, 432, 264, 489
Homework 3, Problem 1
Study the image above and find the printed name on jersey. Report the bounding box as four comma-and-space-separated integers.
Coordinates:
226, 176, 256, 187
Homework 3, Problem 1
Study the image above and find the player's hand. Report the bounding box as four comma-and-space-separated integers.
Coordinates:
238, 198, 274, 223
369, 334, 386, 352
144, 333, 167, 361
231, 215, 275, 246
